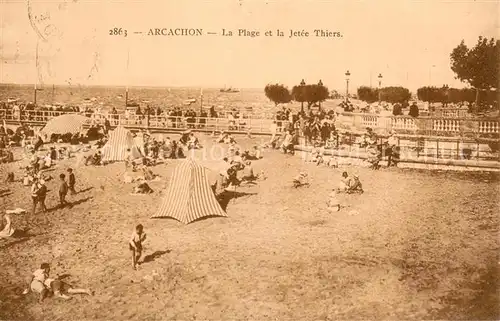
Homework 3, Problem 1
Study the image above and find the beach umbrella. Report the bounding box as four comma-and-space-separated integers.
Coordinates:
40, 114, 90, 137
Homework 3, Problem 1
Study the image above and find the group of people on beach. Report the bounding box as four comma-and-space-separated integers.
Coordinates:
1, 102, 380, 308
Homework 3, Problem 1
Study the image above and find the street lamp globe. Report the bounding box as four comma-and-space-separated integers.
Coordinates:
345, 70, 351, 80
300, 79, 306, 86
318, 79, 323, 86
378, 73, 383, 80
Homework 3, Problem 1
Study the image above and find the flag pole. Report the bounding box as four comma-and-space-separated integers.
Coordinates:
200, 88, 203, 114
125, 49, 130, 107
34, 41, 39, 106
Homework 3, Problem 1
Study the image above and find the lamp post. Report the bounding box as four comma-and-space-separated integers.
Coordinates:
345, 70, 350, 103
443, 84, 449, 107
300, 79, 306, 112
378, 73, 383, 104
318, 79, 323, 110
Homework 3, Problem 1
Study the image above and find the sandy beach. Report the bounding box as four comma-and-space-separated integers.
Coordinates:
0, 134, 498, 320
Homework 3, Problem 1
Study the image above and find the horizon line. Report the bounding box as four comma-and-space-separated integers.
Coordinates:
0, 82, 471, 92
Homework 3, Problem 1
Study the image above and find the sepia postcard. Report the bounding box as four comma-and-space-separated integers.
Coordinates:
0, 0, 499, 320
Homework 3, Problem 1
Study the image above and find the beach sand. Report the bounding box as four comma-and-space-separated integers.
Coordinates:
0, 134, 498, 320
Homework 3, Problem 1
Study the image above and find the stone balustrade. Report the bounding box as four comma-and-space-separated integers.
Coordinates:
338, 112, 498, 136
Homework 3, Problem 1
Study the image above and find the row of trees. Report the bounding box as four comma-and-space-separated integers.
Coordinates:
416, 86, 498, 108
356, 86, 412, 104
264, 81, 330, 110
264, 36, 498, 112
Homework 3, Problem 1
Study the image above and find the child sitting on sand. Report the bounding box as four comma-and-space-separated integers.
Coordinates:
241, 160, 257, 183
346, 174, 364, 194
5, 172, 14, 183
133, 182, 154, 194
337, 171, 351, 193
244, 145, 262, 160
310, 146, 325, 165
292, 172, 309, 188
327, 190, 341, 212
129, 224, 147, 270
23, 263, 51, 303
324, 156, 338, 168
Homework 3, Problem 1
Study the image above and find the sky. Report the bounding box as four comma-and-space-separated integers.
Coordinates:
0, 0, 498, 92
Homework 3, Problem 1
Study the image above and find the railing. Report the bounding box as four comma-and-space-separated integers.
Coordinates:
338, 112, 499, 136
0, 109, 290, 134
1, 109, 499, 137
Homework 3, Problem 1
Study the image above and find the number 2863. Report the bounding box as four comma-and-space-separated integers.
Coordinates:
109, 28, 127, 37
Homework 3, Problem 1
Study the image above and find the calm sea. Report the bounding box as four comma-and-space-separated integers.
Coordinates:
0, 84, 281, 114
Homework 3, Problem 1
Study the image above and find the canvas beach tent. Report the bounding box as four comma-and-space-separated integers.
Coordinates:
151, 159, 227, 224
101, 126, 142, 162
40, 114, 90, 141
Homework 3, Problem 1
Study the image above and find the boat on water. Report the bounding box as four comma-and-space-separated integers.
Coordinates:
220, 86, 240, 93
183, 98, 197, 106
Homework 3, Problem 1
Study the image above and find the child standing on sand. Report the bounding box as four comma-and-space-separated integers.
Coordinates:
58, 174, 69, 208
67, 168, 76, 195
129, 224, 147, 270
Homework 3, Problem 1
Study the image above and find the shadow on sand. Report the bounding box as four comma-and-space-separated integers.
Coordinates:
77, 187, 94, 194
0, 189, 12, 197
218, 191, 257, 211
0, 228, 37, 249
48, 196, 93, 212
143, 250, 171, 264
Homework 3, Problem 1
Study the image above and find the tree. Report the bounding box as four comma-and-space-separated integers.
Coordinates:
264, 84, 292, 106
292, 84, 329, 110
450, 36, 499, 110
379, 86, 412, 104
330, 89, 342, 99
291, 85, 307, 111
417, 86, 479, 105
357, 86, 378, 103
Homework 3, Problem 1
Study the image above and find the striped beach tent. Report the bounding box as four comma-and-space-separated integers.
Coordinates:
151, 159, 227, 224
101, 126, 142, 162
40, 114, 89, 137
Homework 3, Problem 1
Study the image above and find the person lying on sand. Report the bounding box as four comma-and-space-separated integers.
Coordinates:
129, 224, 147, 270
43, 277, 93, 300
